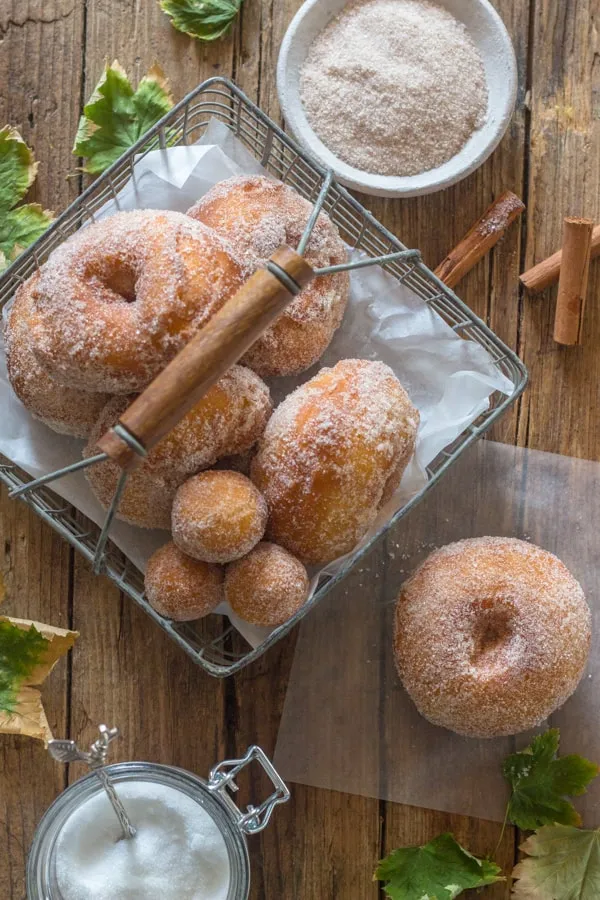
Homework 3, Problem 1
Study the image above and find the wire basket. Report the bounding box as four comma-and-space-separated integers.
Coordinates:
0, 76, 527, 676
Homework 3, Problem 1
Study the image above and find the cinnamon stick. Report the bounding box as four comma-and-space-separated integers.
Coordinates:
553, 217, 594, 346
520, 224, 600, 293
434, 191, 525, 290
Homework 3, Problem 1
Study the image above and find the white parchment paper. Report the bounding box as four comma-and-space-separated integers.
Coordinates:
0, 121, 511, 649
275, 441, 600, 826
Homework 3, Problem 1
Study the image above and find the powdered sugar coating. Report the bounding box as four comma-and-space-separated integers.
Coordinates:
145, 541, 223, 621
172, 470, 267, 564
187, 175, 349, 376
28, 209, 244, 393
252, 359, 419, 564
4, 275, 111, 437
394, 537, 592, 738
84, 365, 272, 529
225, 542, 309, 626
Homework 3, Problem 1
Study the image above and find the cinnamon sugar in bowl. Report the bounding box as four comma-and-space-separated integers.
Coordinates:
277, 0, 517, 197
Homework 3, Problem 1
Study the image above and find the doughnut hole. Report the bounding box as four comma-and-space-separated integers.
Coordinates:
172, 471, 268, 564
225, 542, 309, 627
470, 598, 516, 671
145, 542, 223, 622
102, 260, 137, 303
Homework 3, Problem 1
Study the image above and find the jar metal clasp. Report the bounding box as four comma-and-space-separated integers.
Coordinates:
207, 745, 290, 835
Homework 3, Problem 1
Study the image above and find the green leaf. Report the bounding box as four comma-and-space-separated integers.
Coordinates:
374, 833, 503, 900
160, 0, 242, 41
0, 126, 53, 269
0, 621, 49, 716
0, 203, 54, 269
73, 61, 174, 174
503, 730, 599, 830
0, 126, 38, 210
512, 826, 600, 900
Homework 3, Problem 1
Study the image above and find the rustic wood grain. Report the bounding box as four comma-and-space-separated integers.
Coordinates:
517, 0, 600, 459
0, 1, 84, 896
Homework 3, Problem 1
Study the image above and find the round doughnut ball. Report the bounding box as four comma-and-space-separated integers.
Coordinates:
27, 209, 244, 393
187, 175, 349, 377
4, 275, 110, 437
145, 541, 223, 621
394, 537, 592, 738
172, 471, 268, 564
225, 542, 309, 626
252, 359, 419, 565
84, 365, 271, 529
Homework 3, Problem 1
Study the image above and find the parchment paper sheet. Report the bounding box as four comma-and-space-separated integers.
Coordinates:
0, 121, 510, 649
274, 441, 600, 825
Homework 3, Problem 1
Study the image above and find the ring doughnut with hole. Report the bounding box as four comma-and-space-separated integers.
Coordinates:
393, 537, 591, 738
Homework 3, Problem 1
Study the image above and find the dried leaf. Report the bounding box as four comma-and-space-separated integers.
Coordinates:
0, 616, 78, 744
512, 825, 600, 900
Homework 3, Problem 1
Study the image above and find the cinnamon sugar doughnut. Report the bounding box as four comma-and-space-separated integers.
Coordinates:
145, 541, 223, 621
172, 471, 267, 564
251, 359, 419, 565
27, 210, 244, 393
187, 175, 349, 377
84, 366, 272, 529
225, 542, 309, 626
394, 537, 592, 738
4, 275, 110, 437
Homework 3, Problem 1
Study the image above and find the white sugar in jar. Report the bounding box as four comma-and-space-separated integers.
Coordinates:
55, 781, 230, 900
27, 749, 289, 900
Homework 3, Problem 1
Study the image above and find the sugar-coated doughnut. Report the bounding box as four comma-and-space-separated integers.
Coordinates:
145, 541, 223, 621
225, 542, 309, 626
394, 537, 592, 738
172, 471, 267, 564
27, 210, 244, 393
187, 175, 349, 377
4, 275, 110, 437
252, 359, 419, 565
84, 366, 271, 529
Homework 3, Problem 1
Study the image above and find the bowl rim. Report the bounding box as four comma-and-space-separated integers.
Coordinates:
276, 0, 519, 198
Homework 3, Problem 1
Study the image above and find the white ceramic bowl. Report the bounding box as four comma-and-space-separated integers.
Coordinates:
277, 0, 518, 197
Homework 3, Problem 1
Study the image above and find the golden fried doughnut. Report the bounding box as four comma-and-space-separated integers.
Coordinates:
172, 470, 267, 564
145, 541, 223, 621
187, 175, 349, 377
251, 359, 419, 565
84, 366, 272, 529
394, 537, 592, 738
4, 275, 110, 437
27, 210, 244, 393
225, 542, 309, 626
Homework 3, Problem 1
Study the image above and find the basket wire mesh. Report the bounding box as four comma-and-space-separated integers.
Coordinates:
0, 77, 527, 676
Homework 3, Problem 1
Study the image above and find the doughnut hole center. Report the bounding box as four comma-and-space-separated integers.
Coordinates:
470, 598, 515, 669
89, 260, 138, 303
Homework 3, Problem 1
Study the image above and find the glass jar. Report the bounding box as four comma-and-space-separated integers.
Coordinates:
27, 745, 289, 900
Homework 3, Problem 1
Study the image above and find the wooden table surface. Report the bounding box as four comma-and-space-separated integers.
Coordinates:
0, 0, 598, 897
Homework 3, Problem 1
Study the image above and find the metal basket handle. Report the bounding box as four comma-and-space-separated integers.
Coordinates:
96, 246, 314, 471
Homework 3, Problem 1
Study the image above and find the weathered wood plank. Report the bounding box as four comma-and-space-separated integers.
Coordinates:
517, 0, 600, 459
0, 2, 84, 895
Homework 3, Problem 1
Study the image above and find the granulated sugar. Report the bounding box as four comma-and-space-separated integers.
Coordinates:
55, 780, 230, 900
300, 0, 488, 176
